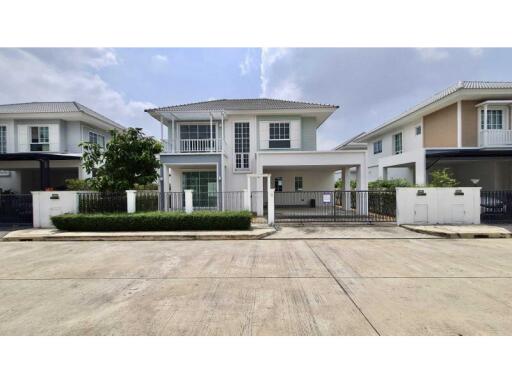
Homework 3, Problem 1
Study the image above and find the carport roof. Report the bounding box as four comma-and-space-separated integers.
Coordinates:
0, 153, 82, 161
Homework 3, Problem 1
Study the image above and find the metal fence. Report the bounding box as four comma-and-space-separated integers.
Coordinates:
163, 192, 185, 211
0, 194, 33, 225
193, 191, 245, 211
481, 190, 512, 223
78, 191, 127, 213
274, 190, 396, 223
135, 190, 159, 212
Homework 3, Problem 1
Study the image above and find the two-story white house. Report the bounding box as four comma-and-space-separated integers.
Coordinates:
0, 102, 125, 193
146, 98, 368, 214
349, 81, 512, 190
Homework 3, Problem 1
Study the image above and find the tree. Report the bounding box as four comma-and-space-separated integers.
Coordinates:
80, 128, 163, 192
368, 178, 413, 190
429, 168, 459, 187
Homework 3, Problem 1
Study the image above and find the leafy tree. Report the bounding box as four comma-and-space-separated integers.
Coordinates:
65, 178, 94, 191
429, 168, 459, 187
80, 128, 163, 192
335, 178, 357, 190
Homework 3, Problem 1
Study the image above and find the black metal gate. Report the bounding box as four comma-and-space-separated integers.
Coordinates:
0, 194, 33, 227
481, 190, 512, 223
274, 190, 396, 223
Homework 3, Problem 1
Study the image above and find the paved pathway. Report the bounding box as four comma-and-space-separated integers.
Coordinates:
0, 237, 511, 335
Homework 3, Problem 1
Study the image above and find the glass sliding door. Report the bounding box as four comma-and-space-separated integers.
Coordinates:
182, 171, 217, 209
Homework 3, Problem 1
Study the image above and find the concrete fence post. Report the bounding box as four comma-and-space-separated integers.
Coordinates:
184, 189, 194, 213
267, 188, 275, 225
126, 190, 137, 213
243, 188, 251, 211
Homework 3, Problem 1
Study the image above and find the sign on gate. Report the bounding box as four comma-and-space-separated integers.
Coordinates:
322, 193, 331, 204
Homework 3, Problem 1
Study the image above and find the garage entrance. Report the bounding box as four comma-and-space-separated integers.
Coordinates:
0, 193, 32, 227
274, 190, 396, 223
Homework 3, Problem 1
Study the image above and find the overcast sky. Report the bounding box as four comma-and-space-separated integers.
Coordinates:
1, 48, 512, 149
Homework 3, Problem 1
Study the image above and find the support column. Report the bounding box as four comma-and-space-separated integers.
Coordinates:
210, 113, 214, 152
267, 188, 275, 225
415, 156, 427, 186
356, 165, 368, 216
163, 165, 170, 211
126, 190, 136, 213
184, 189, 193, 213
38, 159, 50, 191
342, 166, 351, 209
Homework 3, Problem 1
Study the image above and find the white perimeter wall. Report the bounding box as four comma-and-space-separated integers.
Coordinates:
32, 191, 79, 228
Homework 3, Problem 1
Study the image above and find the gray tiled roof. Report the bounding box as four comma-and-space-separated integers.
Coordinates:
146, 98, 338, 112
0, 102, 124, 130
359, 81, 512, 140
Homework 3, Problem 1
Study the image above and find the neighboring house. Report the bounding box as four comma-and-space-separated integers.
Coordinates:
0, 102, 125, 193
146, 98, 368, 207
346, 81, 512, 190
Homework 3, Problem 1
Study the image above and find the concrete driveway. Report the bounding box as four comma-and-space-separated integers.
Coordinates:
0, 237, 511, 335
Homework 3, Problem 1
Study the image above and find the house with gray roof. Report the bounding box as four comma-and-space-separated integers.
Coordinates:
340, 81, 512, 190
146, 98, 368, 218
0, 102, 124, 193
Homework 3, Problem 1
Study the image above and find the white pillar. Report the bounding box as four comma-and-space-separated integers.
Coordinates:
31, 191, 41, 228
267, 188, 275, 225
415, 157, 427, 186
184, 189, 194, 213
355, 166, 368, 216
342, 166, 351, 209
243, 188, 251, 211
210, 113, 214, 152
126, 190, 136, 213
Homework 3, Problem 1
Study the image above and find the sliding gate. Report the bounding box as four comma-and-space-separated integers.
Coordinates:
274, 190, 396, 223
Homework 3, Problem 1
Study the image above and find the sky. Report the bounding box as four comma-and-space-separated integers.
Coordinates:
1, 48, 512, 149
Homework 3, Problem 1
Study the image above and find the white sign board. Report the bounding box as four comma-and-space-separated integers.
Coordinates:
323, 193, 331, 204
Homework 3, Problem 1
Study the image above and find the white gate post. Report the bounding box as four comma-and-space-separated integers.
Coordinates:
243, 188, 251, 211
184, 189, 194, 213
126, 190, 137, 213
267, 188, 275, 225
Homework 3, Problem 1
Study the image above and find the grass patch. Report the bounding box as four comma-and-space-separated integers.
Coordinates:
51, 210, 252, 232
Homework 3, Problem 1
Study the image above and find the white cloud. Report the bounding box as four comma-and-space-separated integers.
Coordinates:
416, 48, 450, 62
152, 54, 168, 63
468, 47, 483, 57
0, 49, 156, 133
239, 51, 253, 76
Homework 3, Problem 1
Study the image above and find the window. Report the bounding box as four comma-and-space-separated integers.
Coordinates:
274, 176, 283, 192
89, 131, 105, 148
373, 140, 382, 154
294, 176, 303, 191
480, 109, 503, 130
234, 122, 250, 170
415, 126, 422, 135
269, 122, 290, 148
179, 123, 217, 152
0, 126, 6, 153
183, 171, 217, 207
393, 132, 403, 155
30, 126, 49, 151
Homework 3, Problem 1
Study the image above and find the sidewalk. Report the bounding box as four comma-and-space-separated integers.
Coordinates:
2, 225, 275, 242
401, 224, 512, 239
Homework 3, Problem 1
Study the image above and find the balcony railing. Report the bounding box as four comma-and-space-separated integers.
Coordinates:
479, 129, 512, 147
166, 138, 223, 153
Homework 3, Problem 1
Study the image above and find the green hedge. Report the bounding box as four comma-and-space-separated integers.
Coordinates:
51, 210, 252, 232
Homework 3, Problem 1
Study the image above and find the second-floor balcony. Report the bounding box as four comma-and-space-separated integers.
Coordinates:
166, 138, 223, 153
479, 129, 512, 147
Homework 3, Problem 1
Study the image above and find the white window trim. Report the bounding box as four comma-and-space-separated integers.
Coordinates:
30, 126, 50, 152
477, 106, 509, 130
89, 131, 105, 147
392, 131, 403, 155
268, 121, 292, 149
233, 121, 251, 173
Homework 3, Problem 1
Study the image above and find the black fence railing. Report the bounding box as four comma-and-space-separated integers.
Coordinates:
136, 190, 159, 212
0, 194, 33, 225
481, 190, 512, 223
274, 190, 396, 223
78, 192, 127, 213
163, 192, 185, 211
193, 191, 245, 211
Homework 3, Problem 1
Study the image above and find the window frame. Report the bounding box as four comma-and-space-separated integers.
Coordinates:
30, 126, 50, 152
274, 176, 283, 192
88, 131, 106, 148
268, 121, 291, 149
373, 140, 382, 154
479, 108, 504, 130
392, 132, 403, 155
234, 122, 250, 172
415, 125, 422, 135
0, 125, 6, 154
294, 176, 303, 191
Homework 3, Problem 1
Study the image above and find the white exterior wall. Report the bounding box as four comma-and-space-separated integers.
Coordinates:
269, 169, 335, 192
32, 191, 79, 228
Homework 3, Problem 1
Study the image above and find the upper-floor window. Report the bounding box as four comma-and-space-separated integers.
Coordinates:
269, 122, 290, 149
480, 109, 503, 130
179, 123, 217, 152
234, 122, 250, 170
294, 176, 303, 191
392, 132, 403, 155
373, 140, 382, 154
30, 126, 49, 151
0, 126, 6, 153
415, 126, 422, 135
89, 131, 105, 148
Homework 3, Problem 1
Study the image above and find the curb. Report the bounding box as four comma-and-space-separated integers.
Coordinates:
400, 225, 512, 239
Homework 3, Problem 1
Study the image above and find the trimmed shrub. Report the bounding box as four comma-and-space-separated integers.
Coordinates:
51, 210, 252, 232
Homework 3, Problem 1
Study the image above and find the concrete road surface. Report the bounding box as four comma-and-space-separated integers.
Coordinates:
0, 237, 511, 335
